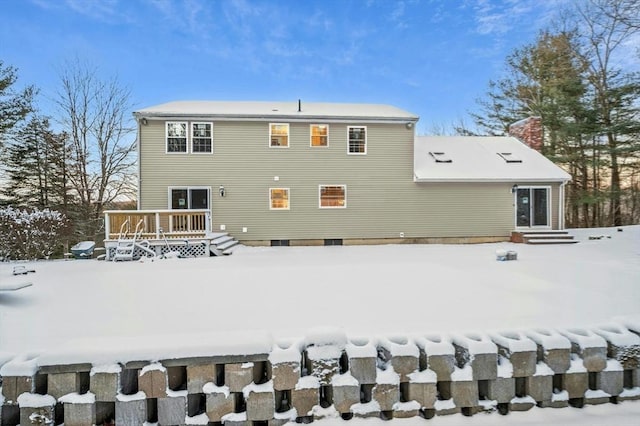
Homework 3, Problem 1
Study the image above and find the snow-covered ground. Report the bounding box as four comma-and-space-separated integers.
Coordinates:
1, 226, 639, 422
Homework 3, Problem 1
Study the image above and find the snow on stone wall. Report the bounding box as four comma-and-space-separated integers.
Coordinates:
1, 323, 639, 425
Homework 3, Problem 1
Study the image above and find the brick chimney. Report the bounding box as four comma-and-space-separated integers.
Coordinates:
508, 117, 543, 151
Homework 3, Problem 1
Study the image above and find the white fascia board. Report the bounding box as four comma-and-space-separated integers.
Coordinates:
413, 176, 570, 184
134, 112, 418, 125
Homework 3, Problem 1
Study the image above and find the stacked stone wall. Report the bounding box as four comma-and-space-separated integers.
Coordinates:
1, 323, 639, 425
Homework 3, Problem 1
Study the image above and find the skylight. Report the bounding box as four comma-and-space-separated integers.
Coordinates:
497, 152, 522, 163
429, 151, 452, 163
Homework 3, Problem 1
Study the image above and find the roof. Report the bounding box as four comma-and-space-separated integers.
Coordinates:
134, 100, 419, 123
414, 136, 571, 183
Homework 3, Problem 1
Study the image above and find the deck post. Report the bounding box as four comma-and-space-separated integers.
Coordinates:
206, 211, 212, 234
104, 213, 110, 240
155, 213, 161, 239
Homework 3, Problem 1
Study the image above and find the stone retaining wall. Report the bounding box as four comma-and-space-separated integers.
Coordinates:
1, 323, 639, 425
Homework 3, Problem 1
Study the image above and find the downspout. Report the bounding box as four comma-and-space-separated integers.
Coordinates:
136, 117, 142, 210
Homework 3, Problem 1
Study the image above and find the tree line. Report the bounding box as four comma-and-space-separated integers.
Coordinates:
459, 0, 640, 227
0, 59, 136, 253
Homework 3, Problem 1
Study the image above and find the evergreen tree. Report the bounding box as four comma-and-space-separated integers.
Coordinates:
2, 116, 68, 210
0, 60, 35, 147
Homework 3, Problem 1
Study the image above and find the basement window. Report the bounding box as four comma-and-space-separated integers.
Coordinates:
429, 151, 452, 163
497, 152, 522, 163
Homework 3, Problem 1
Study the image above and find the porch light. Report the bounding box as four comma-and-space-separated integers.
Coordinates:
141, 118, 148, 125
219, 185, 225, 197
511, 184, 518, 193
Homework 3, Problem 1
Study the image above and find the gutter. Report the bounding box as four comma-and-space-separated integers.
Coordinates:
133, 112, 419, 125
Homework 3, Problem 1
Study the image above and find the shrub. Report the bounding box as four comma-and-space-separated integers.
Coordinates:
0, 206, 71, 260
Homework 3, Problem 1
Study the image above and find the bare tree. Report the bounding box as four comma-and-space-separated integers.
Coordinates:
576, 0, 640, 226
54, 59, 136, 238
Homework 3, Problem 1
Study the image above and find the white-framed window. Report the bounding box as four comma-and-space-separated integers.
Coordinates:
319, 185, 346, 208
270, 188, 290, 210
348, 126, 366, 154
270, 123, 289, 147
169, 186, 210, 210
166, 122, 188, 153
192, 122, 213, 153
310, 124, 329, 147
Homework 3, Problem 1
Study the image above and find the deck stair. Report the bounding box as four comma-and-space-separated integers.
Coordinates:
512, 230, 578, 245
207, 232, 242, 256
113, 219, 157, 261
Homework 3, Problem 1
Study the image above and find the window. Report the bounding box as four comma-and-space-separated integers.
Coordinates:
169, 187, 209, 209
270, 188, 290, 210
498, 152, 522, 163
192, 122, 213, 153
348, 126, 366, 154
429, 151, 452, 163
167, 122, 187, 153
319, 185, 346, 208
311, 124, 329, 147
270, 123, 289, 147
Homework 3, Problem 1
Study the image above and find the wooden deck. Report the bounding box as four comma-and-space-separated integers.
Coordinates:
103, 209, 211, 240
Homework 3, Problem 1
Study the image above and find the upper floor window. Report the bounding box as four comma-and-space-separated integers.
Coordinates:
167, 122, 187, 153
310, 124, 329, 147
270, 123, 289, 148
319, 185, 346, 208
348, 126, 366, 154
192, 122, 213, 153
270, 188, 290, 210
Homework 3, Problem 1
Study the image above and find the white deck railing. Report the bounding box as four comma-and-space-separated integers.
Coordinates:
104, 209, 212, 240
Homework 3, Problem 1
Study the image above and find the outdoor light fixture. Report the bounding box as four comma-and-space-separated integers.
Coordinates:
511, 184, 519, 193
141, 118, 148, 125
219, 185, 225, 197
406, 122, 414, 130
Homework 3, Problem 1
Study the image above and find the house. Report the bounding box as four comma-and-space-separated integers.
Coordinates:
103, 100, 571, 258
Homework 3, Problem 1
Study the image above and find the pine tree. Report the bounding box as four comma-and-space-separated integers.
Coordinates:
2, 116, 68, 210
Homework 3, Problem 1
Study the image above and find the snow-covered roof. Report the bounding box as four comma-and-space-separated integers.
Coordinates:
134, 100, 419, 123
414, 136, 571, 183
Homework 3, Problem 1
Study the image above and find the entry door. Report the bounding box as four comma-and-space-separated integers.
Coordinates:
516, 187, 549, 227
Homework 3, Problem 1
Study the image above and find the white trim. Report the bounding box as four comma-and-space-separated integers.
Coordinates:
347, 126, 367, 155
166, 121, 189, 154
269, 188, 290, 210
559, 182, 566, 229
514, 185, 552, 229
191, 122, 214, 154
269, 123, 290, 148
319, 184, 347, 209
168, 186, 211, 210
137, 120, 142, 209
310, 124, 329, 147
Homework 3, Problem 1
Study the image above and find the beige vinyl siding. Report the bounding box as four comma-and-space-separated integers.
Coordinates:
139, 119, 561, 241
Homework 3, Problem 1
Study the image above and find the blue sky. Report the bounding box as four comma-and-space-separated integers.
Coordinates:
2, 0, 572, 133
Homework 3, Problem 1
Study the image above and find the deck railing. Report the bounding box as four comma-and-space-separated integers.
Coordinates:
104, 209, 212, 240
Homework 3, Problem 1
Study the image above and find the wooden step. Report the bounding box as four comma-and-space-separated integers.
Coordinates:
526, 238, 579, 245
512, 230, 577, 244
523, 233, 574, 241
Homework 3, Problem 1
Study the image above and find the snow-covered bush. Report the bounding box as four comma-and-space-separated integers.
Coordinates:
0, 206, 71, 260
